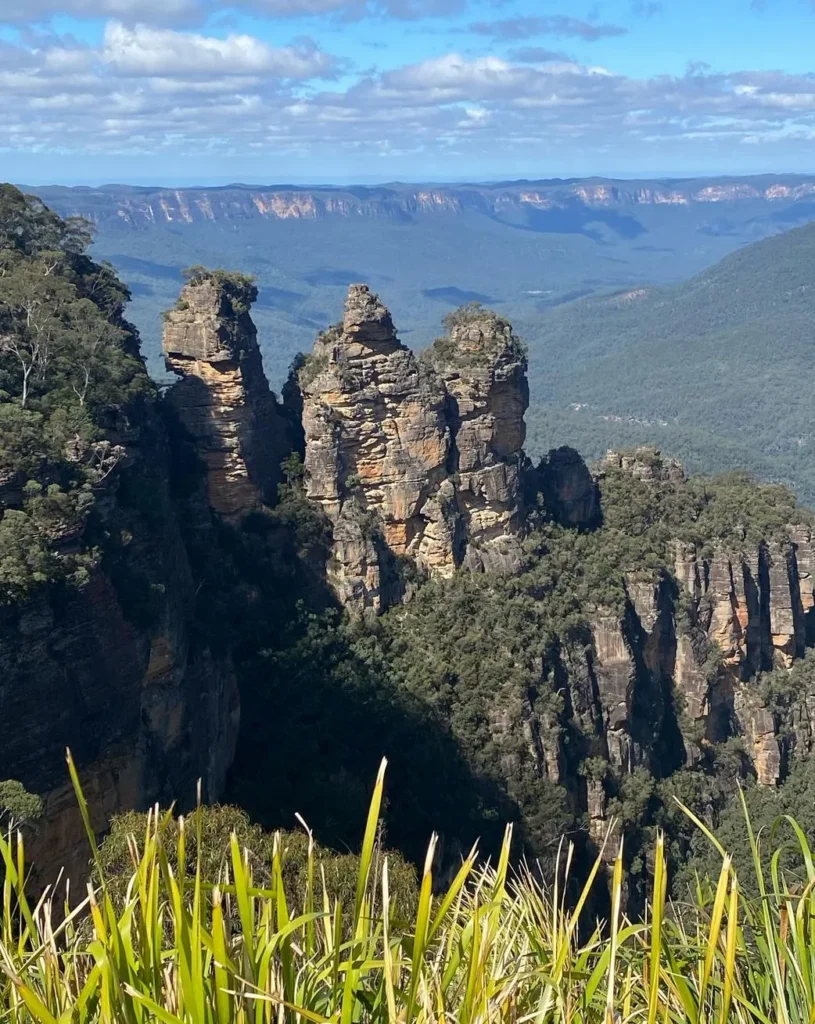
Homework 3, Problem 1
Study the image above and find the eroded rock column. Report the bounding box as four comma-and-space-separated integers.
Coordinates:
163, 273, 290, 520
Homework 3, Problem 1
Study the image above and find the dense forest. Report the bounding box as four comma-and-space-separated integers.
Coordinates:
0, 184, 151, 604
3, 184, 815, 914
525, 220, 815, 501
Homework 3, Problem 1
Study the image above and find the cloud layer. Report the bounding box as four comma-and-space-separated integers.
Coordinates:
2, 5, 815, 175
0, 0, 465, 24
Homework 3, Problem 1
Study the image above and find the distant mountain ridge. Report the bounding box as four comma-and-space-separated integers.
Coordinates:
28, 175, 815, 228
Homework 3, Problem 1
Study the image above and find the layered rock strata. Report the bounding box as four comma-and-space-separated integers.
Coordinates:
427, 307, 529, 573
299, 287, 528, 610
163, 274, 291, 519
36, 178, 815, 229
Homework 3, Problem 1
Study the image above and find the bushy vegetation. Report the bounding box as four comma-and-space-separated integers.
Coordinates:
0, 779, 42, 831
179, 265, 258, 316
0, 185, 151, 603
424, 302, 527, 370
97, 802, 417, 920
6, 756, 815, 1023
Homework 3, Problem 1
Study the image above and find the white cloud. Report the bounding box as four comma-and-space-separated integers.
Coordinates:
102, 22, 335, 78
0, 0, 466, 25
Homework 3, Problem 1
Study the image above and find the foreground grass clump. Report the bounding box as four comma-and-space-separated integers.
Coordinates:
3, 755, 815, 1023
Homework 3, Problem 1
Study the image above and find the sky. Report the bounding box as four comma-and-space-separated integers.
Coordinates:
1, 0, 815, 184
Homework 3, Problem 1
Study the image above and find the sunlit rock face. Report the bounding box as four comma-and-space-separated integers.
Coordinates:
299, 287, 529, 611
163, 275, 291, 520
427, 306, 529, 575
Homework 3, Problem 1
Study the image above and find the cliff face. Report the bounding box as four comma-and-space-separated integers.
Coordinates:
0, 401, 239, 886
299, 287, 527, 610
528, 448, 815, 830
671, 526, 814, 783
163, 274, 292, 520
427, 308, 529, 573
33, 177, 815, 228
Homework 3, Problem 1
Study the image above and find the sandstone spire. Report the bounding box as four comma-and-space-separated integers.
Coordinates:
425, 304, 529, 572
299, 285, 456, 609
299, 287, 530, 610
163, 270, 290, 520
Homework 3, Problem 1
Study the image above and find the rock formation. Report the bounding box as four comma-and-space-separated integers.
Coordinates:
528, 448, 815, 804
163, 272, 292, 520
670, 531, 813, 784
299, 287, 528, 610
426, 306, 529, 573
599, 446, 685, 483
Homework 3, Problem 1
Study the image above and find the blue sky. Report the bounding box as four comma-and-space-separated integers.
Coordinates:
1, 0, 815, 184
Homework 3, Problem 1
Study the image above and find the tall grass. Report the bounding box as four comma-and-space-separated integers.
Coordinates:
3, 752, 815, 1024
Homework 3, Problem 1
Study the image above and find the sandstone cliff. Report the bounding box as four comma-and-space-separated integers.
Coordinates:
0, 396, 239, 886
425, 306, 529, 573
299, 287, 528, 610
35, 177, 815, 228
163, 272, 292, 520
528, 448, 815, 815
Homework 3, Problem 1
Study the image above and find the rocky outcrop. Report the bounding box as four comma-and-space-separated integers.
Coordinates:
427, 306, 528, 573
600, 446, 685, 483
163, 273, 292, 520
560, 448, 815, 792
299, 286, 454, 610
299, 288, 528, 610
515, 447, 815, 832
667, 533, 815, 782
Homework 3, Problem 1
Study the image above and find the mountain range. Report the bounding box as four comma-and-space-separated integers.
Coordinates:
29, 175, 815, 391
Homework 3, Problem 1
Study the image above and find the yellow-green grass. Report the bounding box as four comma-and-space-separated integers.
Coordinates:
2, 751, 815, 1024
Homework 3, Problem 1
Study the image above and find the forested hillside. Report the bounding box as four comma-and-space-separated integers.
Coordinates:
526, 220, 815, 501
0, 185, 239, 880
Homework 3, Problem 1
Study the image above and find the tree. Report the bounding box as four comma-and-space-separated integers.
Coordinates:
0, 183, 92, 259
0, 257, 74, 406
0, 779, 43, 832
65, 298, 126, 407
97, 804, 418, 917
